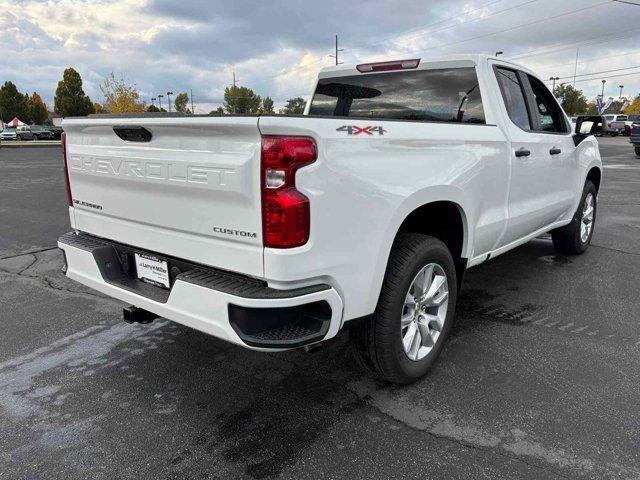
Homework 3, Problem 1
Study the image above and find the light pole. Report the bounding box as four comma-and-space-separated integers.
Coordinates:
601, 80, 606, 99
157, 94, 164, 111
495, 51, 503, 57
151, 97, 156, 108
166, 92, 174, 113
550, 76, 560, 91
619, 85, 624, 99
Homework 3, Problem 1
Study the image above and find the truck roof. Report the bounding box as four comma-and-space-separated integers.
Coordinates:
318, 54, 532, 78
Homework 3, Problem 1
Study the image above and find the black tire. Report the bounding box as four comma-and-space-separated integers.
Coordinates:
635, 147, 640, 158
551, 181, 597, 255
350, 234, 457, 384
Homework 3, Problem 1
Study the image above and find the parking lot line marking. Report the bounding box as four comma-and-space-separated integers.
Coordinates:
570, 326, 588, 333
558, 323, 575, 331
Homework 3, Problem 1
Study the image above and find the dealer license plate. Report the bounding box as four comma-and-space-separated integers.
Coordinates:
134, 253, 170, 289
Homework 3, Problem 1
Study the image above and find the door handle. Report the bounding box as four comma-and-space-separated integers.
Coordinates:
549, 147, 562, 155
515, 148, 531, 158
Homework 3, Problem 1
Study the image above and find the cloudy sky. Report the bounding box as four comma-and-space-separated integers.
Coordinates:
1, 0, 639, 112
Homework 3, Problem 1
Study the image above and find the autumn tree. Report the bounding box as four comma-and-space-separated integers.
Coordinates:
54, 68, 93, 117
100, 73, 144, 113
26, 92, 48, 124
93, 102, 105, 114
280, 97, 306, 115
0, 81, 29, 123
223, 85, 261, 114
553, 84, 588, 116
624, 96, 640, 115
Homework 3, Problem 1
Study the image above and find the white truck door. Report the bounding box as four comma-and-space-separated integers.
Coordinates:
493, 65, 577, 246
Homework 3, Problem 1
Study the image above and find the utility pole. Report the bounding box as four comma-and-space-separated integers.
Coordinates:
190, 88, 194, 114
232, 72, 237, 88
550, 77, 560, 91
601, 80, 607, 99
166, 91, 174, 112
328, 34, 344, 65
157, 94, 164, 110
619, 85, 624, 99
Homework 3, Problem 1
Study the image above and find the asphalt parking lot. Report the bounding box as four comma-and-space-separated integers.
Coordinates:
1, 138, 639, 479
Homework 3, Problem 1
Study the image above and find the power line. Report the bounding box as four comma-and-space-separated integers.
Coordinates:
558, 70, 640, 84
544, 64, 640, 81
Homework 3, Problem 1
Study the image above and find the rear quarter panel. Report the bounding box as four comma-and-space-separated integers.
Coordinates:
259, 115, 509, 321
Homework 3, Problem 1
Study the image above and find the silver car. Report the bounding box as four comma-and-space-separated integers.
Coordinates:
603, 114, 626, 136
0, 127, 18, 140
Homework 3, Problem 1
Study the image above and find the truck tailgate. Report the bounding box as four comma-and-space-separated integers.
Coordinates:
63, 116, 264, 277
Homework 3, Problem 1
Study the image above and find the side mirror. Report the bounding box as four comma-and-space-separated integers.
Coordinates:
573, 115, 603, 146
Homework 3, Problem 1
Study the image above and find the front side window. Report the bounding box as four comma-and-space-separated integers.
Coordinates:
495, 67, 530, 130
527, 75, 568, 133
308, 67, 485, 124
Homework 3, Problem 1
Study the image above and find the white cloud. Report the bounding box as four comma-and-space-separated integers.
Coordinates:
0, 0, 639, 112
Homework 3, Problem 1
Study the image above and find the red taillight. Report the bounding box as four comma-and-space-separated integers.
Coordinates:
61, 131, 72, 206
356, 58, 420, 73
261, 135, 317, 248
608, 123, 612, 128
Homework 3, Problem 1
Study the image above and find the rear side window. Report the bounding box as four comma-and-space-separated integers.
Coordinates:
308, 67, 485, 124
526, 75, 569, 133
495, 67, 530, 130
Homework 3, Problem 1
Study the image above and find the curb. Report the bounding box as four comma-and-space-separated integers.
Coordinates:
0, 141, 61, 148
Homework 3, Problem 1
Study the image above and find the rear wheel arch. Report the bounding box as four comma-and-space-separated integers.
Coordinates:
394, 200, 469, 291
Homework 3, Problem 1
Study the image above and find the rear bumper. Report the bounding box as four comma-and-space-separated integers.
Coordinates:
58, 232, 344, 350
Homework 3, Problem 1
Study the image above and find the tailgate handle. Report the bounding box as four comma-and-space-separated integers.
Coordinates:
113, 126, 152, 142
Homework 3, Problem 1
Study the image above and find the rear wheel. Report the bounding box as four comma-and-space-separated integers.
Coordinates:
351, 234, 457, 384
552, 181, 597, 255
635, 146, 640, 158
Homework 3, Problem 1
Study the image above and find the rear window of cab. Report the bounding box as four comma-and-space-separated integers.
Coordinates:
308, 67, 485, 124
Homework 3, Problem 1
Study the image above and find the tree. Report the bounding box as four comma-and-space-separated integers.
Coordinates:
27, 92, 48, 124
0, 81, 29, 123
223, 85, 261, 114
93, 102, 105, 114
280, 97, 306, 115
54, 68, 93, 117
210, 106, 224, 116
261, 97, 274, 114
553, 84, 588, 116
100, 73, 144, 113
174, 92, 190, 114
624, 96, 640, 115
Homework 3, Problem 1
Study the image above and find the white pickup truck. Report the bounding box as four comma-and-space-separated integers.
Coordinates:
58, 55, 602, 383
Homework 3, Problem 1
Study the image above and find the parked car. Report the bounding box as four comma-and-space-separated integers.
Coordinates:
48, 126, 63, 140
30, 125, 55, 140
630, 121, 640, 157
15, 125, 36, 140
58, 54, 603, 384
0, 127, 18, 140
603, 114, 626, 136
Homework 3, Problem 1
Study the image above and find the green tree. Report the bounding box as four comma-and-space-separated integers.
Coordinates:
27, 92, 48, 124
100, 73, 144, 113
553, 84, 588, 116
280, 97, 306, 115
261, 96, 274, 114
210, 106, 224, 116
223, 85, 261, 114
0, 81, 29, 123
174, 92, 190, 114
54, 68, 93, 117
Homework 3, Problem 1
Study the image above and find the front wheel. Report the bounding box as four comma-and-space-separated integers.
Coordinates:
552, 181, 597, 255
351, 234, 457, 384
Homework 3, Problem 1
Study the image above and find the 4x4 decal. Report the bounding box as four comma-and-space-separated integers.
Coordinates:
336, 125, 386, 136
